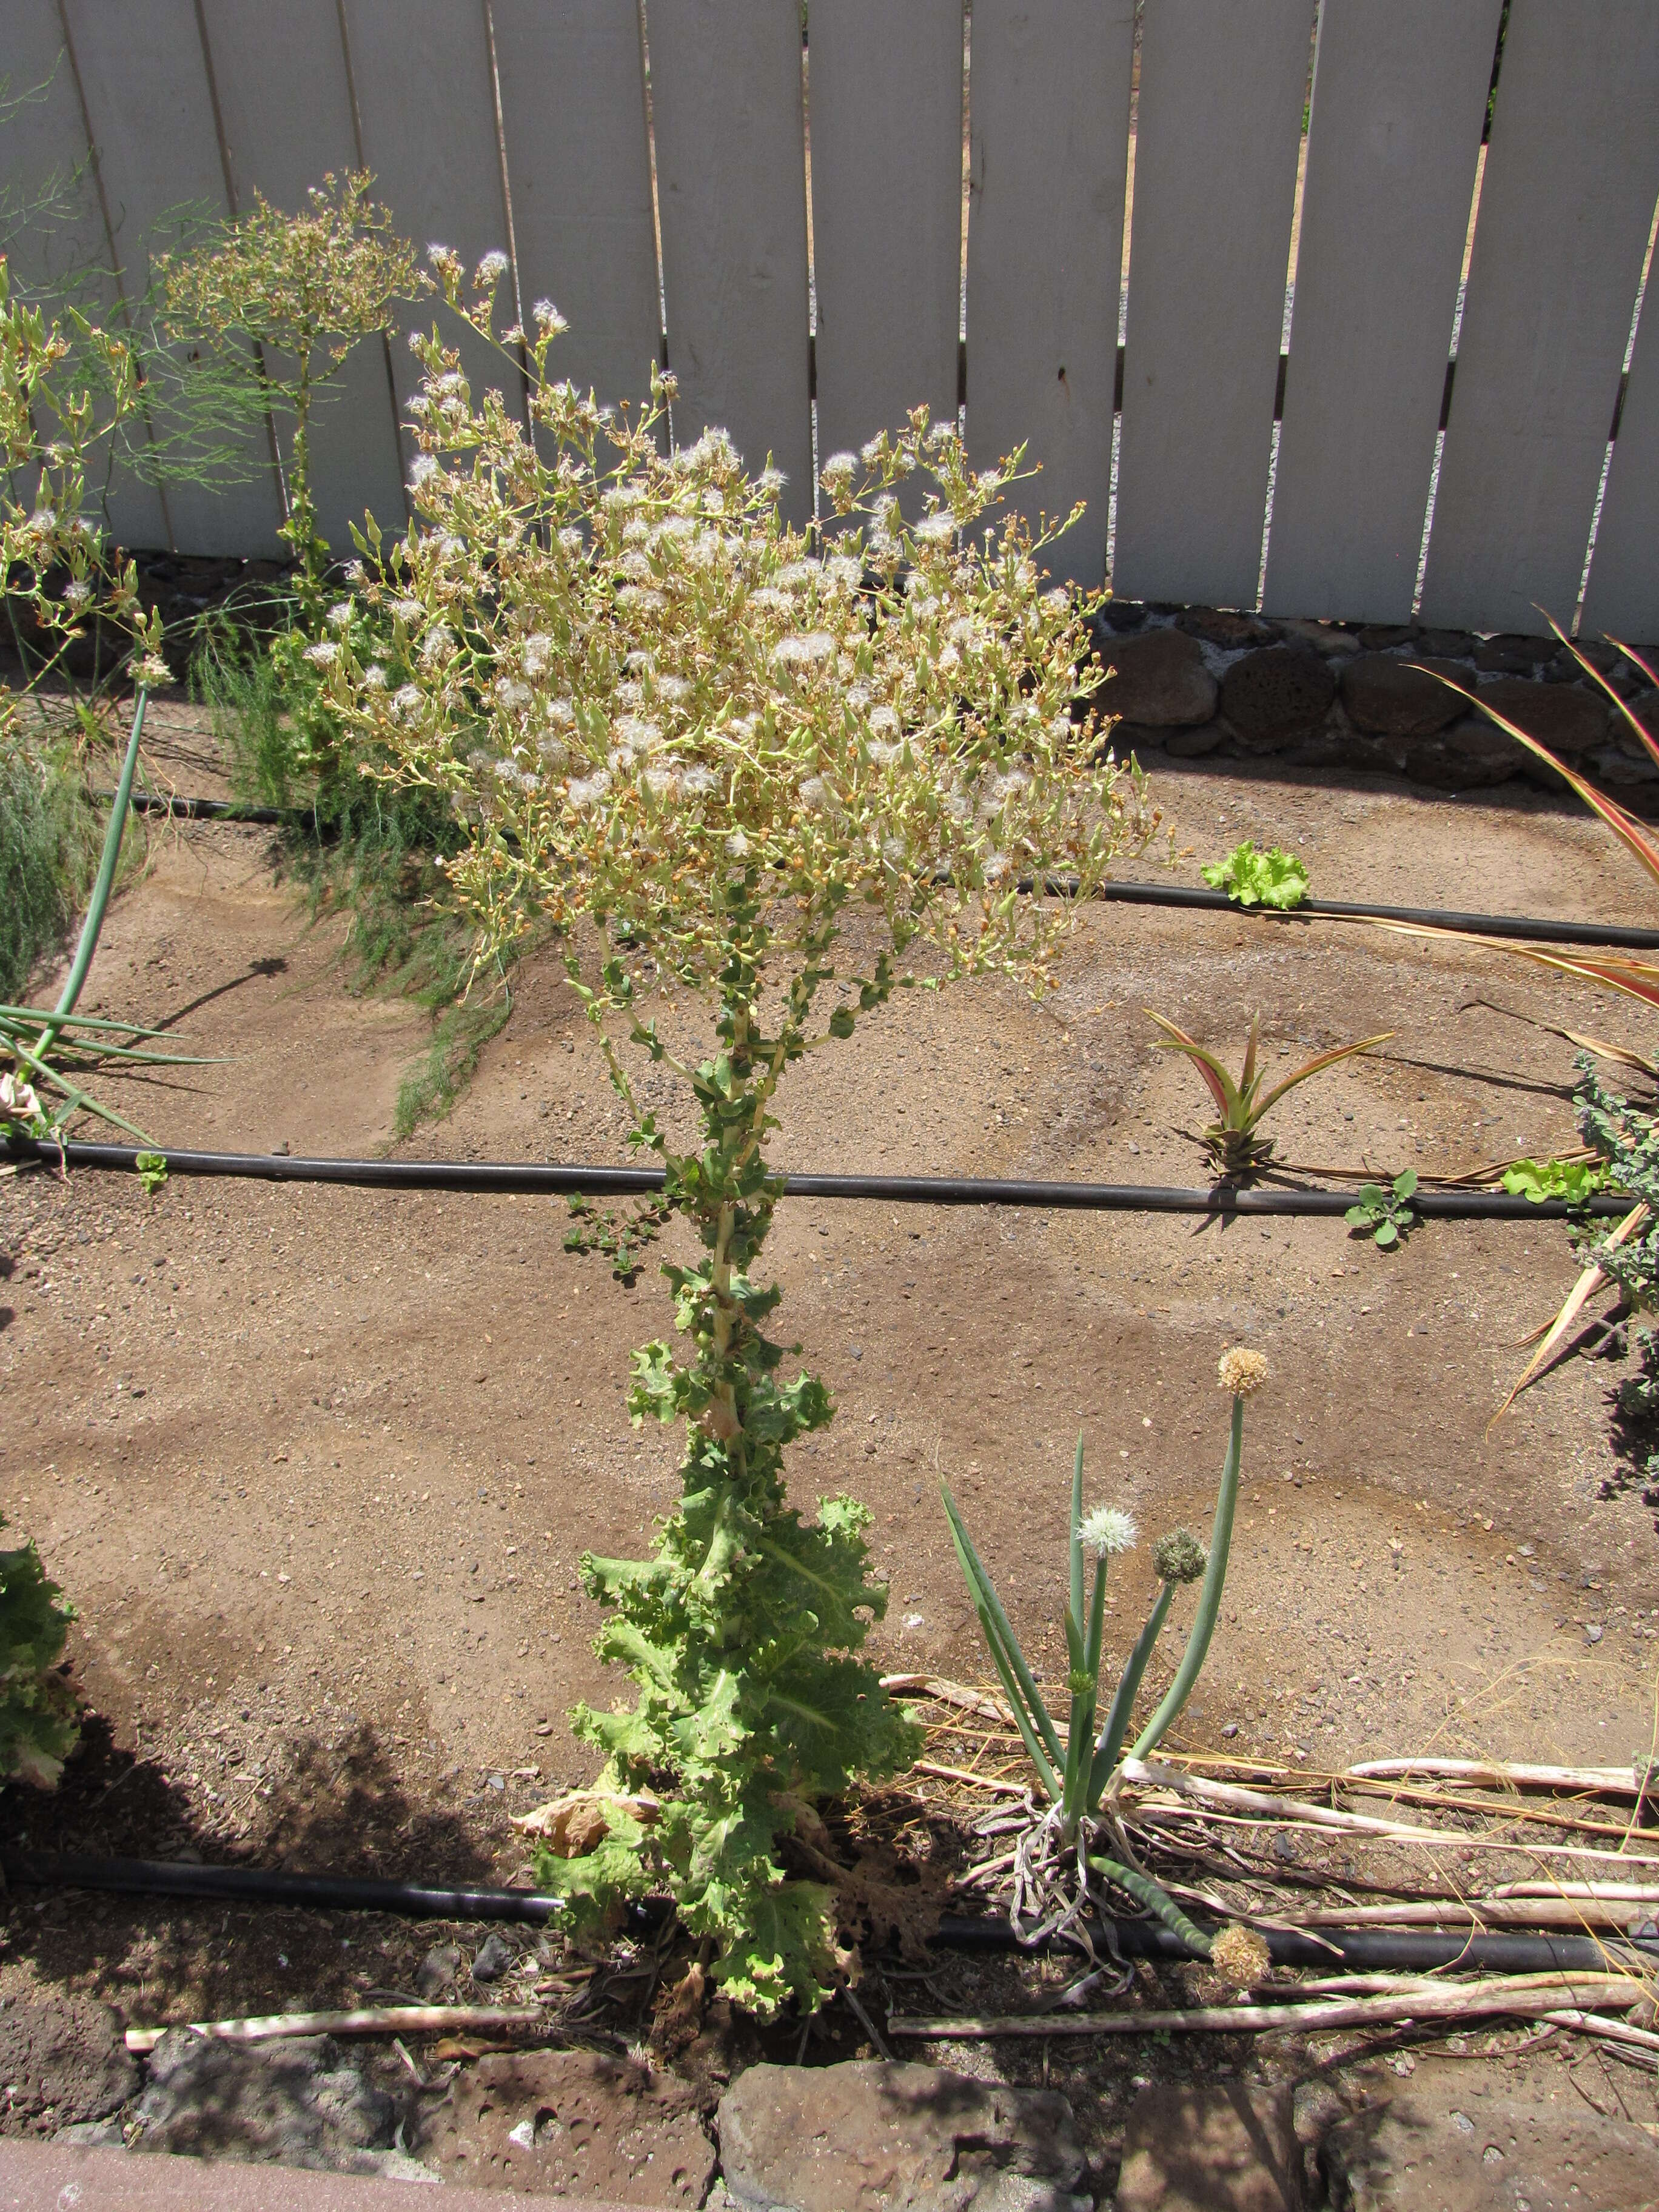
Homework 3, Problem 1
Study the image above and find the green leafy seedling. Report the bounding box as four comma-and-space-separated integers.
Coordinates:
1501, 1157, 1609, 1207
1346, 1169, 1418, 1248
563, 1195, 670, 1284
1201, 841, 1309, 911
135, 1151, 169, 1195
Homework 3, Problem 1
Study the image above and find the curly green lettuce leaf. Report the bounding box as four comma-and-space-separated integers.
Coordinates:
1502, 1156, 1608, 1206
1201, 840, 1309, 910
0, 1523, 78, 1786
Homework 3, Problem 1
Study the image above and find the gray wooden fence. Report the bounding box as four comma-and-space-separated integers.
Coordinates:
8, 0, 1659, 640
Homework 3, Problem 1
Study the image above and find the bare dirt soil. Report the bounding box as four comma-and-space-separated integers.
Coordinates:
4, 712, 1659, 2168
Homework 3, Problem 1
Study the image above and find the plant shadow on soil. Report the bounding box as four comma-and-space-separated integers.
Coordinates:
0, 1701, 508, 2033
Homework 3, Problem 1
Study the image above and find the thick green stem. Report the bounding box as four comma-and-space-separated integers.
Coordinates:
36, 685, 147, 1059
1130, 1394, 1244, 1760
1090, 1580, 1174, 1800
1087, 1855, 1212, 1957
286, 343, 323, 606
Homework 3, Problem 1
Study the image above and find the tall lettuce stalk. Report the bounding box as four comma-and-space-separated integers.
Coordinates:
319, 265, 1162, 2014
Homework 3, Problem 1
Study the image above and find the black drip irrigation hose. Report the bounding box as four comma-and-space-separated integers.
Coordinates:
3, 1135, 1635, 1221
97, 788, 1659, 950
0, 1850, 563, 1926
126, 791, 289, 825
1089, 877, 1659, 952
2, 1853, 1643, 1978
934, 1914, 1655, 1977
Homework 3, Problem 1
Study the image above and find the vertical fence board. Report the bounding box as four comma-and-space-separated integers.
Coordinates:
4, 5, 107, 295
1579, 274, 1659, 647
61, 0, 288, 555
1420, 2, 1659, 637
1114, 0, 1315, 610
810, 0, 962, 482
967, 1, 1134, 586
340, 0, 520, 468
196, 0, 407, 560
645, 0, 811, 521
490, 1, 660, 421
2, 4, 171, 550
1264, 0, 1500, 625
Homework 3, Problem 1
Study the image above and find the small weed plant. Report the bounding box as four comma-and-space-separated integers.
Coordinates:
1346, 1170, 1419, 1248
0, 1517, 78, 1787
161, 173, 426, 619
1574, 1059, 1659, 1417
1501, 1156, 1610, 1207
326, 264, 1161, 2011
564, 1195, 673, 1285
942, 1349, 1268, 1954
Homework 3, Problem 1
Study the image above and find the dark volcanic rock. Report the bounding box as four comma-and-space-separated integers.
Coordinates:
423, 2047, 714, 2204
1412, 716, 1522, 788
718, 2059, 1089, 2211
1175, 605, 1279, 649
1473, 676, 1609, 762
1326, 2088, 1659, 2210
1473, 631, 1560, 674
1340, 653, 1470, 739
1220, 646, 1337, 747
132, 2031, 405, 2177
1091, 626, 1217, 728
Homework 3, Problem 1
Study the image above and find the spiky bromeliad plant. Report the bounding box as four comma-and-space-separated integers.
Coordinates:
942, 1349, 1267, 1955
317, 262, 1161, 2014
1148, 1010, 1392, 1179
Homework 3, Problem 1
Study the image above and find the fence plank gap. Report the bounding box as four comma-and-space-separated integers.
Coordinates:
1114, 0, 1315, 612
1419, 0, 1659, 638
966, 0, 1134, 588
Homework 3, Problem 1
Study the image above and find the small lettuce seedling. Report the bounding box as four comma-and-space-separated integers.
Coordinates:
1501, 1156, 1608, 1207
1346, 1169, 1418, 1248
1202, 840, 1309, 910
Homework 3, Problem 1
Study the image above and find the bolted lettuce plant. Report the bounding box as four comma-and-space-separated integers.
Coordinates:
161, 173, 427, 616
0, 1515, 79, 1787
942, 1348, 1269, 1953
321, 267, 1160, 2013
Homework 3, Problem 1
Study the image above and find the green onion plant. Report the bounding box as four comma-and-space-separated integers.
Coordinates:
941, 1347, 1269, 1953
